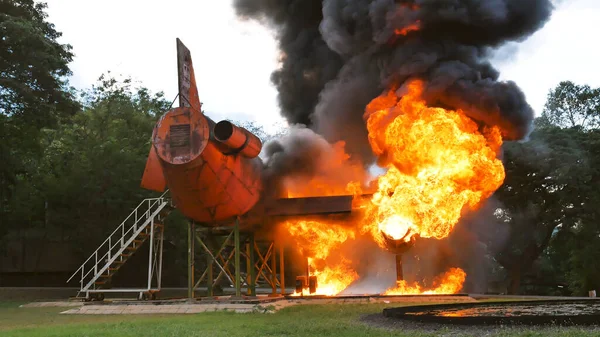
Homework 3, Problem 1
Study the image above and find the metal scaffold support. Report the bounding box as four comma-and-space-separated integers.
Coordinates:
187, 219, 286, 298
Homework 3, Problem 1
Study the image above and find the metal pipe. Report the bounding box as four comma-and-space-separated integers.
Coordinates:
214, 120, 262, 158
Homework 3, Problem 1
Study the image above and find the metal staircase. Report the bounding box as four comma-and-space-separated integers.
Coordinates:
67, 192, 173, 301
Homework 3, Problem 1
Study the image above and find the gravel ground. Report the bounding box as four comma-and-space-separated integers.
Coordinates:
359, 313, 600, 336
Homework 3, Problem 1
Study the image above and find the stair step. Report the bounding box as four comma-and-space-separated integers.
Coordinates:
67, 195, 172, 292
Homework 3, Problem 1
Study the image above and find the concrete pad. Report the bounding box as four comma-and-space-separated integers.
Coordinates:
21, 301, 83, 308
59, 295, 475, 315
60, 301, 290, 315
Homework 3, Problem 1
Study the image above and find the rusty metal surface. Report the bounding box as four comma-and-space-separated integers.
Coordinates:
153, 107, 210, 165
177, 38, 201, 114
140, 145, 166, 192
140, 39, 263, 224
214, 120, 262, 158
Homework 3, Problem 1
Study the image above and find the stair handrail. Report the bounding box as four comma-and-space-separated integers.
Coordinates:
79, 203, 165, 291
66, 190, 170, 285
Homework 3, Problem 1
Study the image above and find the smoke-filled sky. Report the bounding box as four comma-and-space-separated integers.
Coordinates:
46, 0, 599, 133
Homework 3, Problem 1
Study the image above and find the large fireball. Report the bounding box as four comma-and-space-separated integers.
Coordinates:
361, 79, 506, 247
279, 79, 506, 297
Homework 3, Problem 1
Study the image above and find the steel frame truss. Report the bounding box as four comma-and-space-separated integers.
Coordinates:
187, 219, 285, 298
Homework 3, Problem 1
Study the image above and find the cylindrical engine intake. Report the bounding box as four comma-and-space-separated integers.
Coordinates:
214, 120, 262, 158
381, 231, 418, 255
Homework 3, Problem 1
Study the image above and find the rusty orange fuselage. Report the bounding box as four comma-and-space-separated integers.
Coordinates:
141, 39, 264, 224
149, 106, 263, 223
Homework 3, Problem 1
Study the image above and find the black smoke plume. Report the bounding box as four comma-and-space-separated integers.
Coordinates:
234, 0, 554, 164
236, 0, 555, 294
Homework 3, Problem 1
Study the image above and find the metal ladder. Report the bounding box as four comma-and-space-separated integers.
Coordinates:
66, 191, 172, 300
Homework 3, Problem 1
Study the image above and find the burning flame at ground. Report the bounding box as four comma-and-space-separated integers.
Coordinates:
361, 79, 505, 247
280, 220, 359, 296
385, 268, 466, 295
303, 257, 357, 296
279, 79, 505, 297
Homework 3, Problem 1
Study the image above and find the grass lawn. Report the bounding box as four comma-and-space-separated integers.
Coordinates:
0, 301, 598, 336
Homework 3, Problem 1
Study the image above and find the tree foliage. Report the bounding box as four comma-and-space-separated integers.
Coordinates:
540, 81, 600, 130
3, 74, 171, 254
490, 81, 600, 295
0, 0, 79, 124
0, 0, 79, 228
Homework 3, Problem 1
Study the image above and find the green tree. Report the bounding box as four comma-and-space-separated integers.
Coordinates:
493, 124, 589, 294
0, 0, 79, 232
540, 81, 600, 129
4, 74, 171, 262
0, 0, 78, 123
493, 81, 600, 295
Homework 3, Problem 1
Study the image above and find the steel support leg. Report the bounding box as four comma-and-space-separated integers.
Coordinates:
248, 232, 256, 296
147, 218, 155, 291
246, 238, 251, 295
207, 234, 213, 296
271, 241, 277, 296
234, 218, 241, 297
188, 221, 195, 300
280, 243, 285, 295
395, 254, 403, 281
158, 226, 164, 289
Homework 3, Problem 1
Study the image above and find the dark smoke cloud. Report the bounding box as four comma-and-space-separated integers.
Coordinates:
260, 125, 367, 200
261, 125, 333, 185
234, 0, 554, 162
235, 0, 554, 293
234, 0, 344, 127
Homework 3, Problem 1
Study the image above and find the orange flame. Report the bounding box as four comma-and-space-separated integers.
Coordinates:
284, 141, 368, 198
394, 2, 420, 36
361, 79, 505, 246
395, 22, 421, 36
385, 268, 467, 295
281, 219, 359, 296
278, 79, 505, 297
